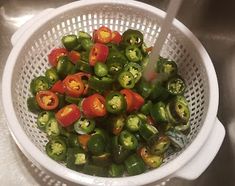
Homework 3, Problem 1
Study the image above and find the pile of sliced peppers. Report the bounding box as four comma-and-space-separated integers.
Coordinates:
27, 26, 190, 177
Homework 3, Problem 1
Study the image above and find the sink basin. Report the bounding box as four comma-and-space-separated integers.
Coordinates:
0, 0, 234, 185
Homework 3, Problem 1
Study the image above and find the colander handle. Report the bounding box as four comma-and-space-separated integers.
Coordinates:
11, 8, 54, 46
174, 118, 225, 180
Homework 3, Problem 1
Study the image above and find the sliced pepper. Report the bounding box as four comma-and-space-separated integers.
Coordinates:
156, 57, 178, 81
79, 51, 90, 62
88, 134, 105, 155
82, 93, 107, 118
139, 122, 158, 141
124, 62, 142, 83
48, 48, 68, 67
119, 130, 138, 150
74, 72, 91, 95
111, 136, 132, 164
92, 152, 112, 167
107, 60, 124, 77
140, 100, 153, 115
121, 29, 143, 47
45, 117, 61, 138
118, 71, 135, 89
78, 31, 91, 39
78, 134, 91, 150
66, 147, 87, 170
106, 43, 119, 52
166, 76, 186, 95
165, 129, 188, 149
150, 101, 169, 123
88, 75, 114, 92
109, 115, 125, 135
96, 26, 112, 44
105, 91, 127, 114
37, 111, 53, 131
68, 50, 81, 64
167, 98, 190, 123
81, 38, 93, 51
36, 90, 59, 110
124, 154, 146, 176
175, 121, 191, 133
92, 128, 109, 141
149, 135, 171, 155
111, 31, 122, 44
56, 93, 66, 109
46, 137, 67, 161
82, 164, 108, 177
120, 89, 134, 112
94, 62, 108, 77
75, 59, 92, 73
125, 45, 142, 62
108, 163, 125, 177
63, 74, 84, 97
89, 43, 109, 66
125, 114, 142, 132
55, 104, 81, 127
131, 91, 145, 111
27, 97, 42, 113
56, 56, 74, 79
50, 80, 65, 94
139, 146, 163, 168
61, 34, 79, 51
106, 50, 127, 74
74, 117, 95, 134
45, 67, 59, 85
30, 76, 50, 95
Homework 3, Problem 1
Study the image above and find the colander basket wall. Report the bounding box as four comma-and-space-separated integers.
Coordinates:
2, 0, 225, 186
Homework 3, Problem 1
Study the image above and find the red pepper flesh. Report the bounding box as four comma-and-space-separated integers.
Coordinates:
82, 93, 107, 118
89, 43, 109, 66
50, 80, 65, 94
55, 104, 81, 127
48, 48, 68, 66
36, 90, 59, 110
68, 50, 81, 64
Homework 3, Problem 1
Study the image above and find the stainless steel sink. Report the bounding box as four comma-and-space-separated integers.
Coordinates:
0, 0, 234, 185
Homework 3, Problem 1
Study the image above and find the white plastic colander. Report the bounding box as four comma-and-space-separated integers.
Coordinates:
2, 0, 225, 185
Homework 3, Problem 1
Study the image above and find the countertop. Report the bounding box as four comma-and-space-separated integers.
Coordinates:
0, 0, 234, 185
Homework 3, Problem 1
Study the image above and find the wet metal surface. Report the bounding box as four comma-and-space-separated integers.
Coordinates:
0, 0, 234, 185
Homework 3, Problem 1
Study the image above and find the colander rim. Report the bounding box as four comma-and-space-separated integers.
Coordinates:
2, 0, 219, 185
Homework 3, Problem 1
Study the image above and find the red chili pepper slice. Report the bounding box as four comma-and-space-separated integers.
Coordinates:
74, 72, 91, 95
111, 31, 122, 44
132, 91, 145, 110
50, 80, 65, 94
48, 48, 68, 66
120, 89, 144, 111
36, 90, 59, 110
78, 134, 91, 150
63, 74, 84, 97
92, 29, 98, 42
68, 50, 80, 64
96, 26, 112, 44
89, 43, 109, 66
82, 93, 107, 118
120, 89, 134, 112
55, 104, 81, 127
